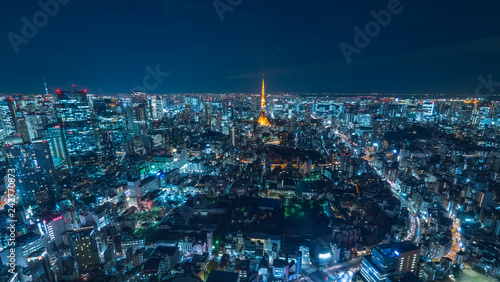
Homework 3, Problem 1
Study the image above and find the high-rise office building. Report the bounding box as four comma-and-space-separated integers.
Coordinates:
26, 250, 56, 282
129, 91, 150, 136
68, 227, 100, 275
360, 241, 420, 282
422, 101, 435, 116
136, 104, 148, 135
5, 141, 59, 210
54, 90, 96, 166
42, 125, 69, 170
148, 95, 164, 120
43, 214, 66, 247
93, 97, 127, 166
15, 116, 30, 142
0, 99, 16, 140
372, 116, 386, 143
357, 113, 372, 128
296, 251, 302, 275
25, 114, 45, 141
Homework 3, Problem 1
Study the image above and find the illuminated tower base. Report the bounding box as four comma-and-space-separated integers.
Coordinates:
258, 77, 271, 126
258, 111, 271, 126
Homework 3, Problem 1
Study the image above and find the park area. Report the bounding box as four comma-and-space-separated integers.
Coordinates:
446, 269, 498, 282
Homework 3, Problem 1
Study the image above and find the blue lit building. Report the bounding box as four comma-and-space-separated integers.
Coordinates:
26, 250, 55, 282
5, 140, 59, 210
54, 90, 97, 166
273, 258, 288, 280
360, 242, 420, 282
68, 227, 100, 275
296, 251, 302, 275
0, 99, 16, 141
93, 97, 127, 166
41, 125, 69, 170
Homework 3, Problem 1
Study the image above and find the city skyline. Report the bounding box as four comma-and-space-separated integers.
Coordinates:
0, 84, 499, 281
2, 1, 500, 282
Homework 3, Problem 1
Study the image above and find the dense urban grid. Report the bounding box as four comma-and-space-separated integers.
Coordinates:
0, 79, 500, 282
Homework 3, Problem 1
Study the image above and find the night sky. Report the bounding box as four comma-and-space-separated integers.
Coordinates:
2, 0, 500, 94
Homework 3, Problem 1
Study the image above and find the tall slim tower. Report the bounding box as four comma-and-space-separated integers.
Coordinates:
258, 77, 271, 126
43, 78, 49, 95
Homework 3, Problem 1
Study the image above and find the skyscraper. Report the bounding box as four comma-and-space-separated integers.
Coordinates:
360, 241, 420, 282
68, 227, 100, 275
93, 97, 127, 166
41, 125, 69, 170
258, 78, 271, 126
0, 99, 16, 141
25, 114, 45, 141
130, 90, 150, 136
5, 141, 59, 210
148, 95, 164, 120
15, 116, 30, 142
43, 214, 66, 247
26, 250, 56, 282
54, 90, 96, 166
296, 251, 302, 275
422, 101, 435, 116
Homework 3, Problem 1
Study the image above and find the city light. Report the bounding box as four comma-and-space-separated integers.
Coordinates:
0, 3, 495, 280
319, 253, 332, 259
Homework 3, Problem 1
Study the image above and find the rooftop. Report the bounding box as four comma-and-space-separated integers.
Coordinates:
206, 270, 239, 282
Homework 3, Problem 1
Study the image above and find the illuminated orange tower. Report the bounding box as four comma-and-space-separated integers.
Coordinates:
258, 77, 271, 126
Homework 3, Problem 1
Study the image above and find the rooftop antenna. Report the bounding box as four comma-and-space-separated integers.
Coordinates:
43, 78, 49, 95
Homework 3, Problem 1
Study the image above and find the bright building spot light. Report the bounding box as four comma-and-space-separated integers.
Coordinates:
319, 253, 331, 259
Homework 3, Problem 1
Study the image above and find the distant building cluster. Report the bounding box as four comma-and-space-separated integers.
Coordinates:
0, 85, 499, 281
